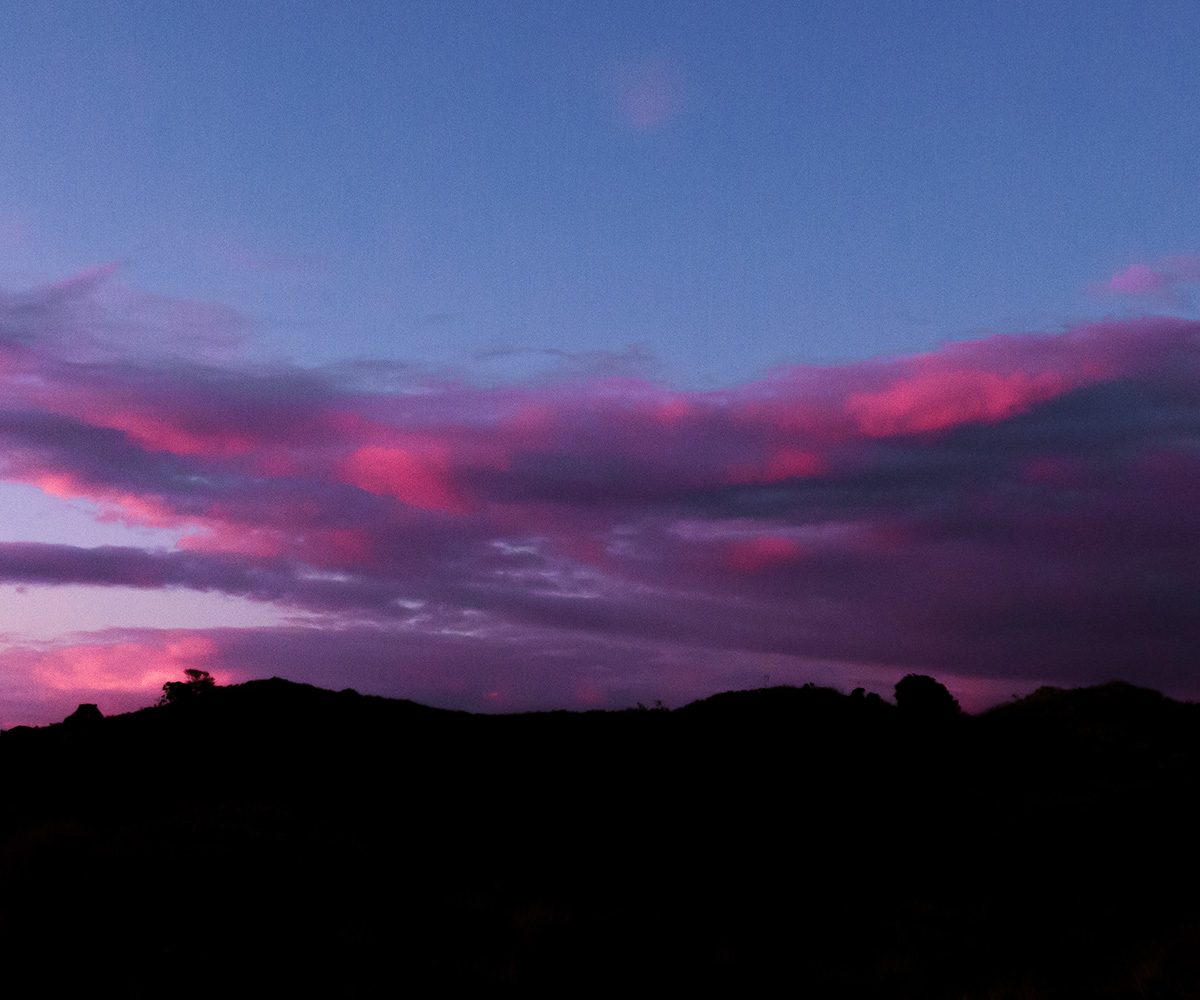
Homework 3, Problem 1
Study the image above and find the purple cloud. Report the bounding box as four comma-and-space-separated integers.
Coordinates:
4, 270, 1200, 724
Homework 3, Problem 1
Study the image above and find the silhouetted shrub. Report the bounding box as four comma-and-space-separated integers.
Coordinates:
63, 703, 103, 726
159, 668, 216, 705
894, 674, 960, 720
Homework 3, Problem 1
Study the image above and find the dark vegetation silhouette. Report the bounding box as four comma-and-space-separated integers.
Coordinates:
157, 667, 216, 705
893, 672, 961, 719
62, 702, 103, 726
2, 672, 1199, 997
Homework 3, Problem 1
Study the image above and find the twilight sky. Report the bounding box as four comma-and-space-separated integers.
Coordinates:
3, 2, 1200, 725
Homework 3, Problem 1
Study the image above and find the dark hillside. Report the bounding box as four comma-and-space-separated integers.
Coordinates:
2, 679, 1199, 996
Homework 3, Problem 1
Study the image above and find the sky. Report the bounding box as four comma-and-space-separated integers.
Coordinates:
2, 2, 1200, 726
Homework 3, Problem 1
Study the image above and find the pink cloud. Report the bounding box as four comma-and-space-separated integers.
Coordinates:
5, 270, 1200, 723
731, 448, 825, 484
846, 369, 1068, 437
1100, 255, 1200, 299
338, 443, 481, 515
32, 635, 220, 694
29, 470, 182, 528
726, 536, 806, 572
0, 632, 229, 726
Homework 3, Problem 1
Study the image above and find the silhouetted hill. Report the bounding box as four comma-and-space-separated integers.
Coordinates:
3, 678, 1199, 997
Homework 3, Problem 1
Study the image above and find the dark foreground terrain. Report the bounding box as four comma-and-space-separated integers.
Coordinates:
2, 678, 1199, 997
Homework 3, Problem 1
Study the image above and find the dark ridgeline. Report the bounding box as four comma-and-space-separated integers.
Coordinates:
2, 675, 1199, 997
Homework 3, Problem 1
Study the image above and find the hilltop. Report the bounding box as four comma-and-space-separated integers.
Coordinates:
2, 677, 1199, 997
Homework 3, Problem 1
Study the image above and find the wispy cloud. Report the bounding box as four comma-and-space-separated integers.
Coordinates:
1098, 255, 1200, 303
4, 270, 1200, 722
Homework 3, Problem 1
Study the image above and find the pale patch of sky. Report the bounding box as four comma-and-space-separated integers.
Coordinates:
0, 482, 187, 548
0, 583, 283, 643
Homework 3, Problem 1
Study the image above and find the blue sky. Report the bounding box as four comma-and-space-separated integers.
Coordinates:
3, 2, 1200, 723
4, 2, 1197, 380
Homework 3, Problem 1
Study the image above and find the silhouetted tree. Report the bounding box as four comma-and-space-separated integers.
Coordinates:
159, 668, 216, 705
894, 674, 960, 720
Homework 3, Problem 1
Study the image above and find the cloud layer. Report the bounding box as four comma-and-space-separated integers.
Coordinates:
3, 272, 1200, 722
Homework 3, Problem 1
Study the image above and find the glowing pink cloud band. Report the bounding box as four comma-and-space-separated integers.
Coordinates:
3, 272, 1200, 722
